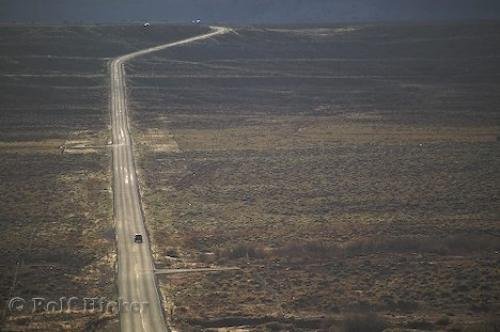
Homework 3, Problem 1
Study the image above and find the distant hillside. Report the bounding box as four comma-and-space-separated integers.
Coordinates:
1, 0, 500, 24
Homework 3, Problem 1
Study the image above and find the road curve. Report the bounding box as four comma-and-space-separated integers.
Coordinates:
110, 26, 230, 332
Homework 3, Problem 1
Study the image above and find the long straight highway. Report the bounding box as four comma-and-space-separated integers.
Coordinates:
110, 26, 230, 332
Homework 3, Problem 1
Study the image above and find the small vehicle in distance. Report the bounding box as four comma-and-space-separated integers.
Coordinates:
134, 234, 143, 243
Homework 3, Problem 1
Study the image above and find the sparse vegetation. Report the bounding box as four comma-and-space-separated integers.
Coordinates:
0, 24, 209, 331
129, 22, 500, 330
339, 313, 387, 332
2, 21, 497, 331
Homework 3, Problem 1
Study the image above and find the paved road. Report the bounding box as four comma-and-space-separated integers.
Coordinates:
110, 26, 230, 332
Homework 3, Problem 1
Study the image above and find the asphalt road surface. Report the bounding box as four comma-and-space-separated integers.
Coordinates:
110, 26, 230, 332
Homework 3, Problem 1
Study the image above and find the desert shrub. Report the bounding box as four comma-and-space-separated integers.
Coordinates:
463, 318, 500, 332
103, 227, 115, 242
219, 243, 266, 260
344, 235, 500, 256
182, 232, 210, 251
444, 235, 500, 255
198, 251, 216, 263
345, 236, 437, 255
319, 318, 338, 330
382, 299, 419, 313
405, 318, 434, 330
0, 311, 5, 329
165, 248, 179, 258
264, 321, 293, 331
24, 247, 95, 267
339, 313, 387, 332
436, 315, 451, 326
469, 302, 492, 313
276, 241, 341, 261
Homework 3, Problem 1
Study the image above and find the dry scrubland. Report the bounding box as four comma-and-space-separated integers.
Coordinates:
127, 23, 500, 331
0, 24, 208, 330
